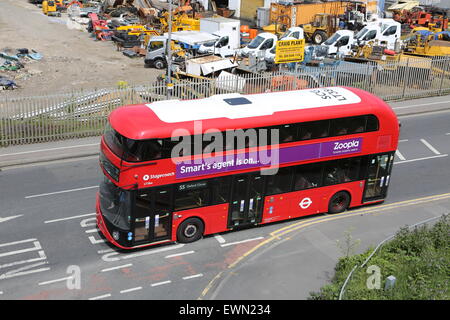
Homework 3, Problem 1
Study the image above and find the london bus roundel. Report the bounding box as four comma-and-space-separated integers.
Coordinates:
299, 197, 313, 209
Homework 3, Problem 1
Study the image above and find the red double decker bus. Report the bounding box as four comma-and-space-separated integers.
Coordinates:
96, 87, 399, 249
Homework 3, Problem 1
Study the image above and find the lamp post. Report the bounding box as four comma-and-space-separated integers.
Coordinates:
166, 0, 173, 99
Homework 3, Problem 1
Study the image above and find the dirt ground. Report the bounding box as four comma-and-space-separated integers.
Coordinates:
0, 0, 163, 96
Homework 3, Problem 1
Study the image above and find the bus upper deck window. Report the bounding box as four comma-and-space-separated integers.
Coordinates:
366, 115, 379, 132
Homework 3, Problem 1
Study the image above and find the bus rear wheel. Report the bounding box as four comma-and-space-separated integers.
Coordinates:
328, 191, 350, 214
177, 218, 204, 243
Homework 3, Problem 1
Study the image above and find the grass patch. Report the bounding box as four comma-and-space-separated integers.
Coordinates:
310, 215, 450, 300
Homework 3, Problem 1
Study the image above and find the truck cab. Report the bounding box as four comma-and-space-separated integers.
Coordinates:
321, 30, 354, 56
354, 19, 401, 50
198, 32, 235, 57
144, 36, 167, 69
238, 32, 277, 57
280, 27, 305, 40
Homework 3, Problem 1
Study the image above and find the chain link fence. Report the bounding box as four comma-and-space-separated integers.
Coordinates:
1, 56, 449, 147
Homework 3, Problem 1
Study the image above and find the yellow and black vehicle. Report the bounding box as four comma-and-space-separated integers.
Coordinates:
42, 0, 62, 17
302, 13, 339, 44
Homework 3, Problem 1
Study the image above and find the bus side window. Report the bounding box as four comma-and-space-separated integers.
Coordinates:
203, 132, 224, 154
341, 157, 362, 181
348, 116, 366, 134
143, 139, 163, 160
155, 187, 172, 210
324, 158, 361, 185
266, 167, 294, 195
294, 163, 323, 190
175, 183, 210, 211
211, 177, 231, 204
330, 118, 350, 136
324, 161, 345, 185
165, 136, 191, 157
300, 120, 329, 140
366, 115, 379, 132
278, 124, 298, 143
126, 139, 162, 161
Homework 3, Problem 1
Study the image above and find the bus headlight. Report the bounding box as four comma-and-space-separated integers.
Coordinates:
112, 230, 120, 241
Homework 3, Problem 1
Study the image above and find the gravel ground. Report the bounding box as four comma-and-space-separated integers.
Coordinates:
0, 0, 163, 96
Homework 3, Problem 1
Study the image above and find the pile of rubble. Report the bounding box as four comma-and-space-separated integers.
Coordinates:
0, 48, 43, 90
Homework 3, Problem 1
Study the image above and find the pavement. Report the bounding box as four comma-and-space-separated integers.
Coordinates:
1, 94, 450, 169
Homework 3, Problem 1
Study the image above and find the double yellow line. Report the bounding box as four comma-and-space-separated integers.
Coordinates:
198, 191, 450, 299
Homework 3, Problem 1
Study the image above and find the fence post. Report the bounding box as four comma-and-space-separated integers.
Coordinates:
401, 57, 411, 99
438, 56, 448, 95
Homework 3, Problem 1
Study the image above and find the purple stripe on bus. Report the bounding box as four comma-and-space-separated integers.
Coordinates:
176, 137, 363, 179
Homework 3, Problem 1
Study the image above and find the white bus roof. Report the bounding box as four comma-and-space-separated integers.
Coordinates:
146, 87, 361, 123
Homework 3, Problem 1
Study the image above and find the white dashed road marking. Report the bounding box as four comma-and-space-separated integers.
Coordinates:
101, 264, 133, 273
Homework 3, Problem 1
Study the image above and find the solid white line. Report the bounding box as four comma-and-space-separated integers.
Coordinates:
165, 251, 194, 259
101, 264, 133, 272
0, 241, 42, 258
0, 265, 51, 280
0, 238, 37, 248
26, 186, 98, 199
120, 287, 142, 294
151, 280, 171, 287
0, 215, 23, 224
394, 154, 448, 164
38, 276, 73, 286
220, 237, 264, 247
446, 133, 450, 135
214, 234, 226, 244
89, 294, 111, 300
420, 138, 441, 155
44, 213, 95, 224
392, 100, 450, 109
183, 273, 203, 280
0, 251, 46, 269
0, 143, 99, 157
398, 139, 409, 142
395, 150, 406, 161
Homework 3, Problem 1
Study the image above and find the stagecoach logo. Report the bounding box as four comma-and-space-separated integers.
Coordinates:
299, 197, 312, 209
143, 172, 175, 181
142, 172, 175, 185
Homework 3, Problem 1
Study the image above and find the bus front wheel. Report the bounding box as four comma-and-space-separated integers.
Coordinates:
177, 217, 204, 243
328, 191, 350, 214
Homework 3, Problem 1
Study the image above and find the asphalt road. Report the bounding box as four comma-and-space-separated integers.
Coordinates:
0, 108, 449, 300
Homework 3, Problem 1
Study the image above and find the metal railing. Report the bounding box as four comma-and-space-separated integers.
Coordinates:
1, 56, 449, 147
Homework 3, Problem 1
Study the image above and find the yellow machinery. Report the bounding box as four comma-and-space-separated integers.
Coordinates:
159, 11, 200, 33
404, 33, 450, 56
302, 14, 339, 44
42, 0, 61, 17
116, 25, 160, 37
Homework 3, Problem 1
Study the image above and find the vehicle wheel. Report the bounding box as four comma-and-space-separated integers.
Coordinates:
328, 191, 350, 214
177, 218, 204, 243
313, 31, 327, 44
153, 58, 166, 70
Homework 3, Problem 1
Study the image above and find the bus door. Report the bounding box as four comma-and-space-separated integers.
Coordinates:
229, 173, 265, 228
133, 187, 172, 244
363, 153, 394, 202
